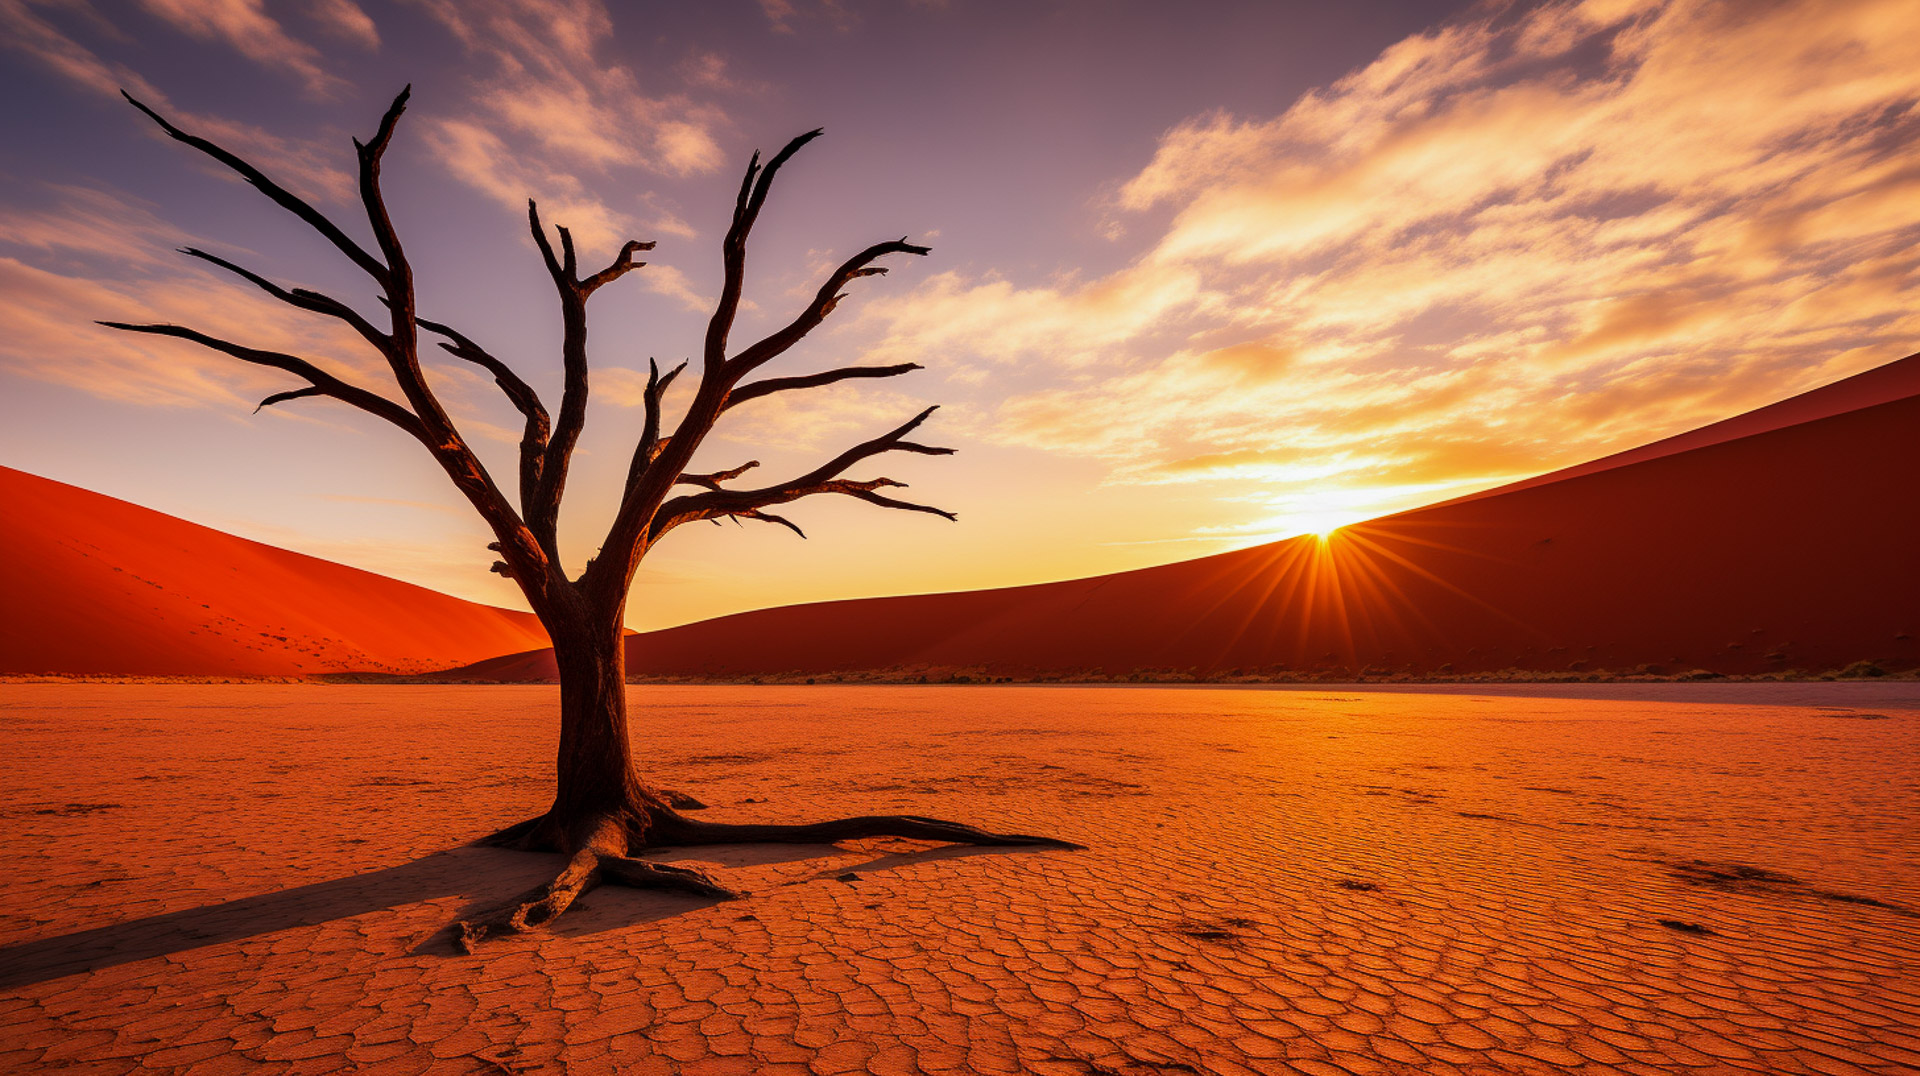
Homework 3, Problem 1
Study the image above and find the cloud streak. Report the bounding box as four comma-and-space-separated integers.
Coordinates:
0, 0, 356, 201
414, 0, 731, 254
858, 0, 1920, 539
133, 0, 345, 96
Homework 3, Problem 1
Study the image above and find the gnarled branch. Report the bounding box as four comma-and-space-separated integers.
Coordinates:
676, 460, 759, 491
415, 316, 551, 511
624, 358, 687, 492
582, 240, 655, 297
726, 363, 922, 410
736, 508, 806, 539
100, 321, 426, 440
117, 88, 555, 603
727, 240, 930, 378
178, 248, 390, 353
123, 91, 390, 286
526, 199, 658, 567
648, 406, 955, 541
703, 129, 822, 373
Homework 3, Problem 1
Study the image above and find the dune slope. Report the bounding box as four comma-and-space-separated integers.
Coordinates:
0, 467, 547, 676
454, 354, 1920, 681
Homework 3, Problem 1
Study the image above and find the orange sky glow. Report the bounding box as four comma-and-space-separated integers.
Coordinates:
1, 0, 1917, 629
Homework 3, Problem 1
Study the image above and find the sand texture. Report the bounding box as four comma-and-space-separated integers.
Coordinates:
0, 467, 548, 677
1, 683, 1915, 1074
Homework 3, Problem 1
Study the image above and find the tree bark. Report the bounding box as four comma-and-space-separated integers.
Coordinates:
551, 610, 647, 824
107, 93, 1083, 952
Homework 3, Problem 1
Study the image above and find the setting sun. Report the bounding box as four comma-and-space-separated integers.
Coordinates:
3, 2, 1918, 1073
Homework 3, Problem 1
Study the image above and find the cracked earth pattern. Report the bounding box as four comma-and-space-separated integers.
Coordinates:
0, 682, 1916, 1074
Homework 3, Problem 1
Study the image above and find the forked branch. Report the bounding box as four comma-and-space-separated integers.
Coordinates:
626, 358, 688, 489
649, 406, 956, 540
525, 199, 658, 564
703, 129, 823, 371
111, 87, 555, 600
727, 241, 930, 378
727, 362, 922, 410
99, 321, 425, 438
177, 247, 390, 352
122, 91, 391, 286
415, 315, 551, 509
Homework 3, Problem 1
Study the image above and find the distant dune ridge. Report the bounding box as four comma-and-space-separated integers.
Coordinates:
0, 468, 547, 676
454, 352, 1920, 683
6, 354, 1916, 681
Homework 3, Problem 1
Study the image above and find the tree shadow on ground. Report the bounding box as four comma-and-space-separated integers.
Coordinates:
0, 840, 1033, 987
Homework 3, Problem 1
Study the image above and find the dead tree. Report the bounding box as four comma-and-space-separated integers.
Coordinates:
105, 86, 1076, 949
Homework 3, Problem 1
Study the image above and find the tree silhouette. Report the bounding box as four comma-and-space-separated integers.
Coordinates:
105, 87, 1075, 949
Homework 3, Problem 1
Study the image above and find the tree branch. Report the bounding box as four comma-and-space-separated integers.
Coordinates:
581, 132, 945, 603
764, 405, 953, 492
647, 406, 956, 541
726, 363, 921, 410
120, 87, 557, 605
703, 129, 823, 374
414, 315, 551, 512
178, 247, 390, 353
738, 509, 806, 539
582, 240, 655, 297
254, 386, 325, 412
727, 240, 930, 378
524, 200, 658, 567
100, 321, 426, 439
122, 91, 391, 287
626, 358, 687, 490
413, 316, 548, 435
676, 460, 759, 491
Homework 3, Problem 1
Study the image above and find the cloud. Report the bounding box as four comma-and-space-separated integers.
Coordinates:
0, 188, 412, 416
0, 185, 181, 266
310, 0, 378, 50
0, 254, 392, 412
856, 264, 1208, 370
0, 0, 355, 201
757, 0, 855, 35
856, 0, 1920, 541
414, 0, 733, 244
134, 0, 345, 96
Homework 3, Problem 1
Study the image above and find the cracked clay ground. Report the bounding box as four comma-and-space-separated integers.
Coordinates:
0, 682, 1916, 1075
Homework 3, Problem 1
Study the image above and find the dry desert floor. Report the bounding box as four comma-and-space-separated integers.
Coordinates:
1, 682, 1916, 1075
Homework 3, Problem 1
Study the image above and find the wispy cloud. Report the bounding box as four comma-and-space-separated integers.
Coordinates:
414, 0, 732, 254
0, 253, 389, 411
0, 0, 356, 201
857, 0, 1920, 540
0, 187, 402, 413
0, 184, 180, 266
310, 0, 378, 51
133, 0, 345, 96
757, 0, 856, 36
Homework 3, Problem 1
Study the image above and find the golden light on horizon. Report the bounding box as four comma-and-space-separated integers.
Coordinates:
1246, 486, 1416, 544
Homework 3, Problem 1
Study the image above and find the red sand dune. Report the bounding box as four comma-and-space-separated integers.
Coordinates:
0, 467, 547, 676
456, 353, 1920, 682
1438, 348, 1920, 506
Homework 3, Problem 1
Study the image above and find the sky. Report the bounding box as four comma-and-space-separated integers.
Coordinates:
2, 0, 1917, 631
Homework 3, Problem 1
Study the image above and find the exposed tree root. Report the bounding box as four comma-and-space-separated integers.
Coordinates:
456, 811, 742, 952
653, 812, 1086, 850
457, 803, 1080, 949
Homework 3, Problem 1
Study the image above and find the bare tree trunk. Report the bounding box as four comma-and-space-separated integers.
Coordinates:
457, 598, 1079, 950
480, 600, 668, 857
106, 91, 1084, 952
550, 609, 648, 831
